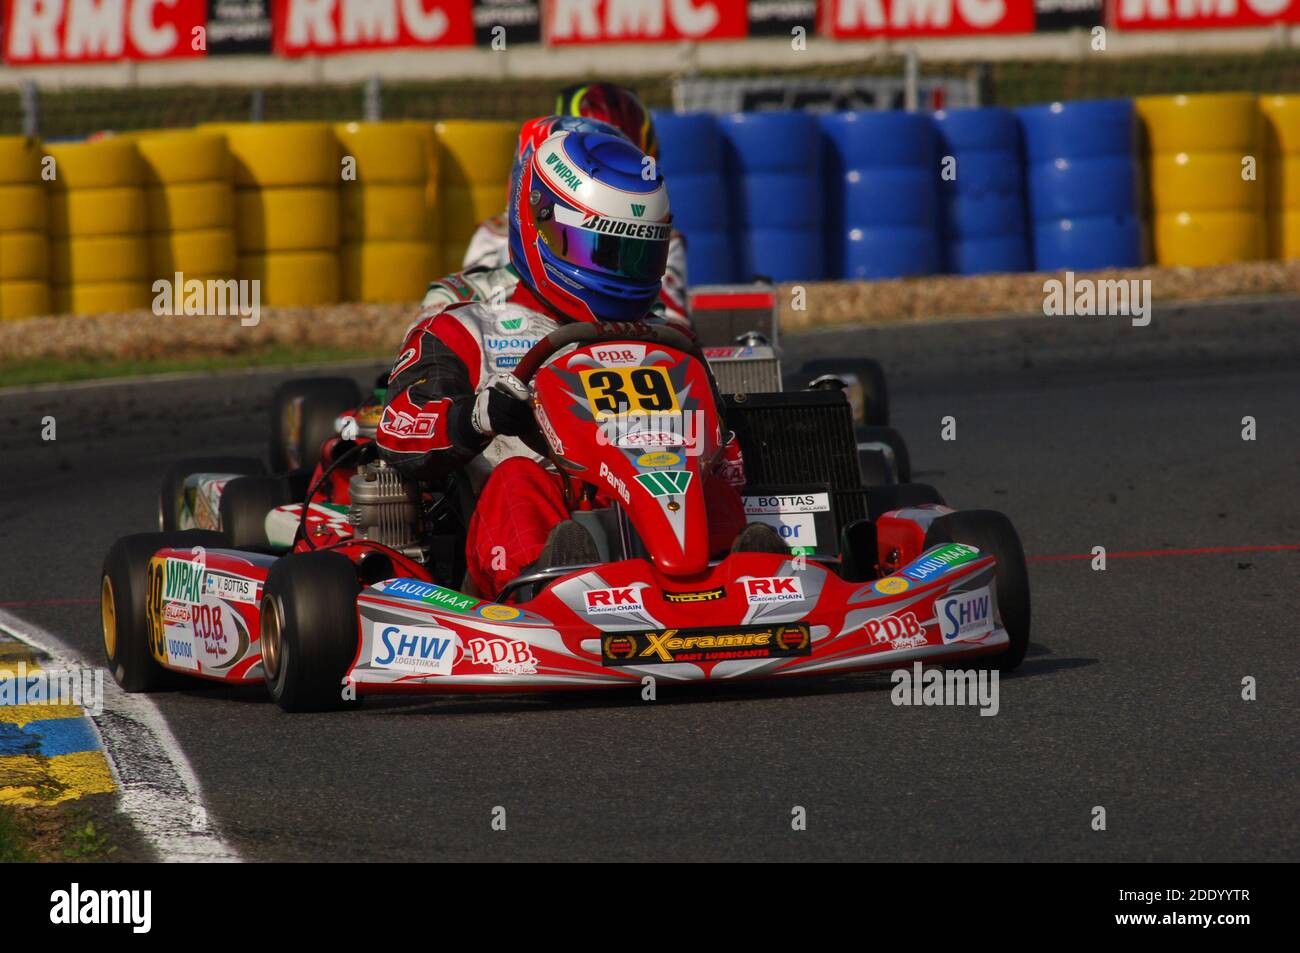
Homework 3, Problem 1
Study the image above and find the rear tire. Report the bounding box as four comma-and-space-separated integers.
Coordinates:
219, 474, 299, 549
858, 425, 911, 484
857, 447, 894, 488
160, 457, 264, 532
804, 357, 889, 426
101, 530, 227, 692
261, 551, 362, 712
269, 377, 362, 472
924, 510, 1030, 672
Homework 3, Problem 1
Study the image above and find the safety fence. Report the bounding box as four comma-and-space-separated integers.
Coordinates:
2, 91, 1299, 319
9, 50, 1300, 139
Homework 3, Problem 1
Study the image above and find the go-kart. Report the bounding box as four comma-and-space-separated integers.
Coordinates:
159, 285, 907, 551
102, 323, 1030, 712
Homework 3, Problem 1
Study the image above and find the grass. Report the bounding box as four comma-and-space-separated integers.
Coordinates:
0, 803, 36, 862
0, 344, 390, 389
0, 800, 146, 863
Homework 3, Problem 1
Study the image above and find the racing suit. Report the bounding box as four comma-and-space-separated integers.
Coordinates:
376, 282, 744, 597
459, 212, 691, 330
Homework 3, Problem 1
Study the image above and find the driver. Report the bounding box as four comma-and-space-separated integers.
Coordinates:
457, 84, 689, 330
376, 127, 769, 598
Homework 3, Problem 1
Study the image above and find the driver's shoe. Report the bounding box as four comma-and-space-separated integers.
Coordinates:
536, 520, 600, 571
730, 522, 790, 555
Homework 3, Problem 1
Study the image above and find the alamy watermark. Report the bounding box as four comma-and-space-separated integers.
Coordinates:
1043, 271, 1151, 327
152, 273, 261, 327
891, 662, 999, 717
0, 661, 104, 716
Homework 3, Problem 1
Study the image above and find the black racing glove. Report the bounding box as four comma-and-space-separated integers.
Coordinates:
470, 373, 534, 438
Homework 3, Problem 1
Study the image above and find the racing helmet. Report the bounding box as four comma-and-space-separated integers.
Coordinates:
556, 83, 658, 159
508, 129, 671, 325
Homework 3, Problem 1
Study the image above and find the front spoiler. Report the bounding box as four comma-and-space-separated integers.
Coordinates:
346, 554, 1008, 695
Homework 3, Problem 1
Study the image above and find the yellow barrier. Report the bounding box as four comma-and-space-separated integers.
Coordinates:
1137, 93, 1265, 267
0, 136, 49, 319
1260, 95, 1300, 259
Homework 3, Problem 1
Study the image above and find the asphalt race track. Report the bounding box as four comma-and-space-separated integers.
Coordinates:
2, 298, 1297, 862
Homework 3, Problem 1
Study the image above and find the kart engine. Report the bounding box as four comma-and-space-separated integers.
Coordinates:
348, 460, 418, 554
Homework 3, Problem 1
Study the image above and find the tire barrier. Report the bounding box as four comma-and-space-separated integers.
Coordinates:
337, 122, 438, 303
0, 135, 50, 319
1259, 95, 1300, 260
654, 111, 736, 284
822, 111, 940, 280
934, 107, 1030, 276
11, 96, 1300, 322
1137, 94, 1264, 267
203, 122, 340, 308
137, 130, 237, 291
45, 138, 152, 313
434, 120, 515, 276
1018, 99, 1144, 271
721, 111, 824, 282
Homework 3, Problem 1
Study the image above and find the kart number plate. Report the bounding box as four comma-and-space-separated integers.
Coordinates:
579, 366, 679, 420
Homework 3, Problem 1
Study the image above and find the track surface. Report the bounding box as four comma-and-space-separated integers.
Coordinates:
2, 299, 1298, 862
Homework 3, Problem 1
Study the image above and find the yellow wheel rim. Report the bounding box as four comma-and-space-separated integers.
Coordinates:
101, 575, 118, 660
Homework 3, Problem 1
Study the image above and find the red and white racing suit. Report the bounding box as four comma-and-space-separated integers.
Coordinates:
376, 283, 743, 596
460, 212, 691, 330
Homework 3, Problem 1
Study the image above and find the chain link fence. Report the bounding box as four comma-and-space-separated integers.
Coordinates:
5, 51, 1300, 139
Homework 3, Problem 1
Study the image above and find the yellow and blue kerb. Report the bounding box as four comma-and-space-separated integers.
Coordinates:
0, 632, 114, 805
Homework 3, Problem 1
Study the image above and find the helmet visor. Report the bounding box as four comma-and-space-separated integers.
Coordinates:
537, 204, 670, 284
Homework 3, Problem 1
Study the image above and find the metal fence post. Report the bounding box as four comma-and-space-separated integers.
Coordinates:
251, 89, 265, 122
364, 76, 382, 122
903, 50, 919, 113
20, 80, 40, 138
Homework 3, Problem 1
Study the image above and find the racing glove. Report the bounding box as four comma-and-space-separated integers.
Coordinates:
469, 373, 534, 438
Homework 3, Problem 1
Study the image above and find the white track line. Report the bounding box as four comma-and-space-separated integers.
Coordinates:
0, 607, 241, 863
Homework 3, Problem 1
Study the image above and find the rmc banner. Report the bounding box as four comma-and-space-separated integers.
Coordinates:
3, 0, 1299, 65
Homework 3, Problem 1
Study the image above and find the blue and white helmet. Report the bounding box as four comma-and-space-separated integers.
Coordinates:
508, 127, 671, 324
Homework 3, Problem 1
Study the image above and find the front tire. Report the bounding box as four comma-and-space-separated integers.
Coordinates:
261, 551, 362, 712
924, 510, 1030, 672
160, 457, 265, 532
101, 530, 227, 692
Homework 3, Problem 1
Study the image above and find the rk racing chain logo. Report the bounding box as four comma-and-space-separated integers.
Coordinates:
584, 586, 644, 615
601, 624, 811, 666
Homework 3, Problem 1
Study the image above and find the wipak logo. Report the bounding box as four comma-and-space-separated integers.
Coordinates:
631, 203, 645, 217
636, 470, 692, 497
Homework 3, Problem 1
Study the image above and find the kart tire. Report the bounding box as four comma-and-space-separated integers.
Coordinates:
101, 530, 226, 692
160, 456, 266, 532
803, 357, 889, 426
924, 510, 1030, 672
261, 551, 362, 712
858, 425, 911, 484
268, 376, 362, 472
865, 482, 945, 522
219, 474, 298, 549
